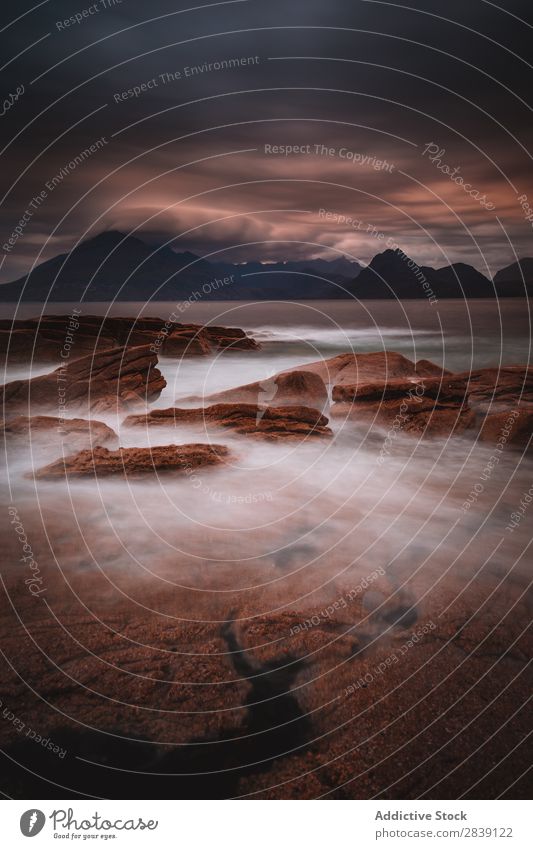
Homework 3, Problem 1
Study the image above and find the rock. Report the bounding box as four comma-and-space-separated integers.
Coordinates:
32, 443, 230, 479
453, 366, 533, 412
415, 359, 451, 378
279, 350, 446, 387
181, 370, 328, 408
272, 371, 329, 407
0, 324, 117, 362
1, 416, 117, 452
0, 315, 259, 363
161, 329, 212, 356
331, 376, 476, 437
124, 403, 333, 441
154, 324, 258, 355
0, 345, 166, 415
200, 324, 259, 352
478, 408, 533, 449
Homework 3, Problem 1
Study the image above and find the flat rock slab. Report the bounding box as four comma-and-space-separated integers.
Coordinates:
124, 403, 333, 441
32, 443, 230, 479
0, 315, 259, 363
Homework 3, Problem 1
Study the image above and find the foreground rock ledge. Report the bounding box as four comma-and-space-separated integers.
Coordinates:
1, 344, 166, 415
32, 444, 230, 479
124, 403, 333, 441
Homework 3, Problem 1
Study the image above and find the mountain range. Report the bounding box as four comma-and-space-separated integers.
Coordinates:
0, 231, 531, 302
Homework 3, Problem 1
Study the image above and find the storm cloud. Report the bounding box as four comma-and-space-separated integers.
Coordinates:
1, 0, 532, 282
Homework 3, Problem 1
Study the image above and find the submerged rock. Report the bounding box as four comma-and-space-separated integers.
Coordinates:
124, 403, 333, 441
32, 443, 230, 479
1, 415, 117, 452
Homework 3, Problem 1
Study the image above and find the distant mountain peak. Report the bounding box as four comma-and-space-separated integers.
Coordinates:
79, 230, 139, 249
494, 257, 533, 284
0, 231, 530, 301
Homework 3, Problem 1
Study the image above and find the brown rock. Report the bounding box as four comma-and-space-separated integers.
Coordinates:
32, 443, 230, 479
453, 366, 533, 412
478, 408, 533, 449
273, 371, 329, 407
331, 376, 475, 437
415, 358, 451, 377
0, 345, 166, 415
161, 329, 212, 356
1, 415, 117, 452
0, 315, 259, 363
200, 324, 260, 352
278, 350, 447, 387
0, 325, 117, 362
182, 370, 328, 408
124, 403, 333, 441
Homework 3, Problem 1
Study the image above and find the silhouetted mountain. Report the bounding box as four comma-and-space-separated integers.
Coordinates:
0, 231, 217, 303
431, 262, 494, 297
351, 249, 494, 299
493, 258, 533, 294
0, 232, 361, 302
0, 233, 530, 301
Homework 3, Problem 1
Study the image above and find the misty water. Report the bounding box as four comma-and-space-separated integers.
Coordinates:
2, 299, 532, 622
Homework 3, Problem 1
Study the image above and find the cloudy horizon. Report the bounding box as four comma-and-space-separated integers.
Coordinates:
1, 0, 532, 284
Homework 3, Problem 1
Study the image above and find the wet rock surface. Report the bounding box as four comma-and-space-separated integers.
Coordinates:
454, 366, 533, 412
0, 315, 259, 363
32, 443, 230, 479
330, 376, 476, 437
0, 558, 530, 800
1, 345, 166, 415
279, 350, 447, 387
124, 403, 332, 441
478, 408, 533, 449
182, 370, 328, 408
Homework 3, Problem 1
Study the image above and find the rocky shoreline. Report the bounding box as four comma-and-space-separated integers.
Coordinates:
2, 316, 532, 458
0, 315, 531, 800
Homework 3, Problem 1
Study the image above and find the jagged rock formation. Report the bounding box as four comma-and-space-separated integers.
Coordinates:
1, 345, 166, 415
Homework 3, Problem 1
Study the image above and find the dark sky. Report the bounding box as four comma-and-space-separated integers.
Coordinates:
1, 0, 532, 282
